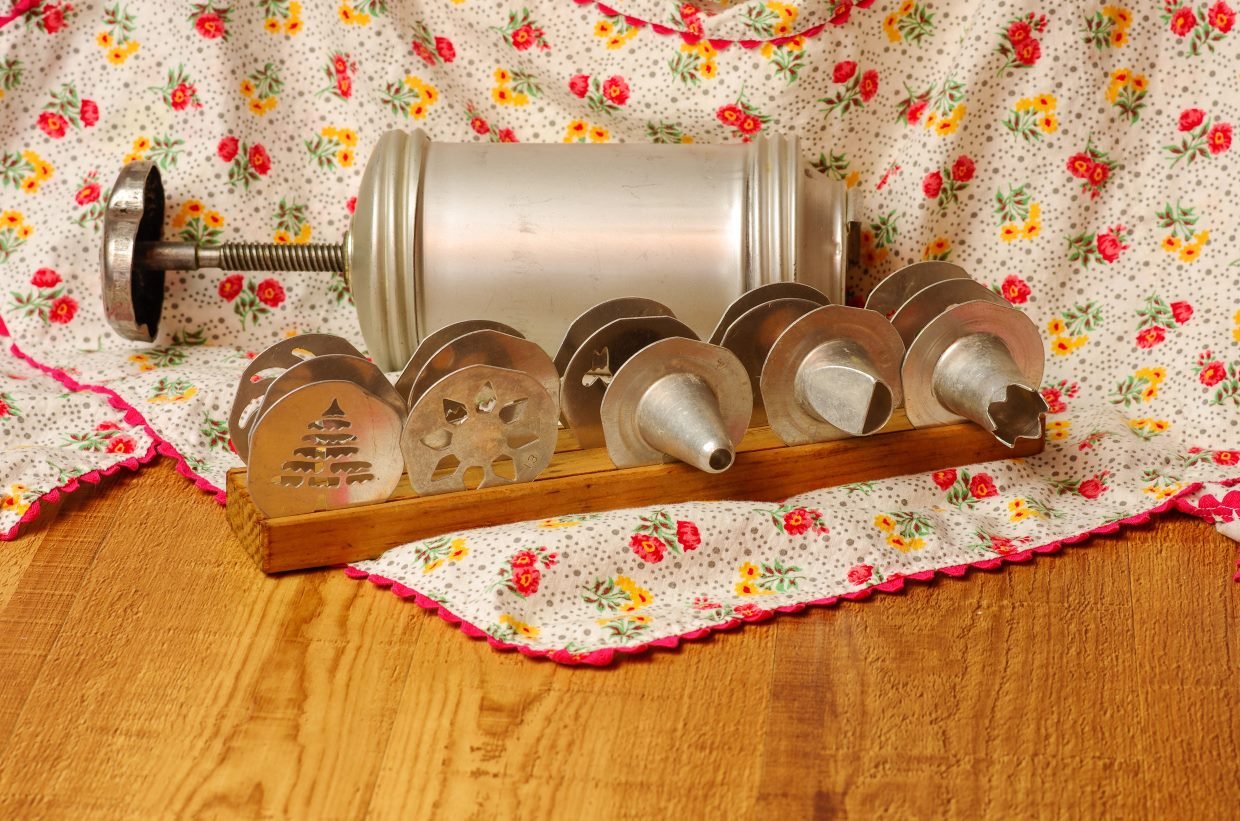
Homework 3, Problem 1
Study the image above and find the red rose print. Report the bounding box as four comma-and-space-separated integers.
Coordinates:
37, 111, 68, 139
968, 473, 997, 499
1095, 228, 1127, 262
256, 278, 285, 308
511, 24, 537, 50
684, 16, 704, 36
31, 268, 61, 288
1000, 275, 1030, 304
906, 100, 928, 124
1170, 5, 1197, 35
434, 36, 455, 63
737, 115, 763, 136
1066, 152, 1095, 179
411, 41, 435, 66
333, 55, 349, 75
218, 274, 243, 301
1136, 326, 1166, 348
1008, 20, 1031, 43
470, 116, 490, 136
42, 3, 65, 33
732, 602, 764, 619
496, 128, 518, 143
1200, 361, 1227, 386
832, 60, 857, 84
932, 469, 957, 490
195, 12, 225, 39
602, 76, 630, 106
248, 144, 271, 175
217, 135, 239, 162
169, 83, 194, 111
346, 196, 356, 215
1214, 450, 1240, 465
510, 549, 537, 568
675, 520, 701, 551
782, 507, 815, 535
716, 103, 743, 126
97, 421, 121, 432
857, 0, 876, 6
951, 155, 975, 183
829, 0, 853, 25
1207, 122, 1232, 155
0, 400, 8, 417
511, 565, 541, 596
1209, 0, 1236, 31
79, 99, 99, 127
75, 182, 101, 205
1015, 38, 1041, 66
859, 69, 879, 102
336, 75, 353, 99
847, 564, 874, 585
106, 435, 137, 454
1170, 301, 1194, 324
49, 295, 77, 324
1078, 477, 1105, 499
1041, 388, 1065, 414
1179, 108, 1206, 131
989, 536, 1018, 556
679, 3, 700, 19
630, 532, 667, 563
1087, 162, 1110, 187
568, 74, 589, 98
922, 170, 943, 198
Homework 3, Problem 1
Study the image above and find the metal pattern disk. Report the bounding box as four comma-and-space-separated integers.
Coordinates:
888, 277, 1007, 348
229, 334, 365, 464
560, 315, 698, 448
708, 282, 830, 344
249, 354, 405, 457
553, 297, 675, 375
102, 161, 165, 343
600, 337, 752, 470
717, 297, 822, 410
761, 305, 906, 445
407, 329, 560, 414
395, 319, 523, 405
248, 379, 405, 518
902, 300, 1044, 429
864, 261, 970, 318
402, 364, 558, 496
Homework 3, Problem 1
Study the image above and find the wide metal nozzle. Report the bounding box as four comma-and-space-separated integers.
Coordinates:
932, 333, 1048, 447
795, 339, 894, 437
635, 372, 736, 473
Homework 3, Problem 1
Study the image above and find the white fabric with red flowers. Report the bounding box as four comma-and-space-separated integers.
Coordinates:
0, 0, 1237, 663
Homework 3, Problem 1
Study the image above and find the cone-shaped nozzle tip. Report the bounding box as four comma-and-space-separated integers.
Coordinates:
793, 339, 896, 437
635, 372, 736, 473
986, 383, 1049, 447
933, 333, 1047, 448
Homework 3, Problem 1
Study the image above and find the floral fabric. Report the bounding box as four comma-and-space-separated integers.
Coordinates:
0, 0, 1237, 663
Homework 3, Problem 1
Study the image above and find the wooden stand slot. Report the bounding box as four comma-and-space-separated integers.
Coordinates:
227, 409, 1044, 574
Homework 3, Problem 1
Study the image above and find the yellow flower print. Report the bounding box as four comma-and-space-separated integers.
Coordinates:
949, 104, 967, 123
132, 136, 152, 152
337, 128, 358, 147
1233, 309, 1240, 343
420, 84, 439, 105
934, 118, 958, 136
499, 614, 539, 639
1161, 235, 1181, 252
511, 92, 530, 106
336, 148, 355, 167
0, 210, 23, 228
121, 152, 142, 163
423, 558, 444, 574
96, 31, 112, 47
338, 4, 355, 24
491, 86, 512, 105
886, 534, 925, 552
1021, 220, 1042, 240
106, 47, 128, 65
1015, 97, 1035, 112
736, 580, 773, 596
16, 224, 33, 240
898, 0, 915, 13
1033, 93, 1056, 112
20, 178, 39, 194
448, 538, 469, 561
124, 41, 140, 56
1135, 367, 1166, 384
594, 20, 613, 37
1038, 113, 1058, 133
1110, 67, 1131, 84
264, 17, 281, 33
1105, 82, 1122, 104
1111, 28, 1127, 46
1047, 317, 1066, 335
295, 224, 312, 244
700, 61, 718, 80
410, 102, 429, 119
605, 34, 625, 49
883, 12, 901, 41
205, 211, 225, 229
1102, 5, 1132, 26
1141, 382, 1159, 401
589, 125, 610, 143
923, 237, 951, 258
273, 229, 292, 244
247, 98, 267, 115
873, 513, 895, 532
1046, 419, 1071, 441
285, 18, 303, 34
739, 562, 760, 579
1131, 75, 1148, 92
564, 119, 588, 141
786, 36, 805, 52
263, 97, 278, 112
1051, 336, 1083, 356
1000, 224, 1021, 242
845, 170, 860, 189
240, 79, 256, 98
1178, 244, 1202, 263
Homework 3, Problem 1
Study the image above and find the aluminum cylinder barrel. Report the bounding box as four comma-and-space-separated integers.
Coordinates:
350, 129, 849, 371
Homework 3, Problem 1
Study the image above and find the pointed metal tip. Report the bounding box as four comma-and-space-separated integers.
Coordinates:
986, 383, 1048, 448
636, 373, 737, 473
800, 363, 895, 438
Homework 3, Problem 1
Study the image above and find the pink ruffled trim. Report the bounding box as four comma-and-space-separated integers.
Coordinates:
347, 478, 1240, 666
1, 339, 226, 541
570, 0, 863, 47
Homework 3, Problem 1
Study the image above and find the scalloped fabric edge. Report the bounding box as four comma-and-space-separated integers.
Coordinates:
345, 478, 1240, 667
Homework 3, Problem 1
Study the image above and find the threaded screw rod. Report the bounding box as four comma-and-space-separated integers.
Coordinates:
133, 240, 346, 274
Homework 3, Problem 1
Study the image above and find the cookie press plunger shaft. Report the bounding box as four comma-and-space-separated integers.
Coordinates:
103, 129, 856, 371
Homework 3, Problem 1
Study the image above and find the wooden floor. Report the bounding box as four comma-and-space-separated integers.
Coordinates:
0, 461, 1236, 819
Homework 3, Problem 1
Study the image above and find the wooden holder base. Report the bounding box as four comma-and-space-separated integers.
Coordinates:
226, 410, 1043, 573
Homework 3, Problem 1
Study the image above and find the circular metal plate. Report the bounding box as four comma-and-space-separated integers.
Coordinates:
560, 315, 698, 448
250, 354, 405, 456
889, 278, 1006, 348
553, 297, 675, 375
600, 337, 752, 468
395, 319, 523, 405
864, 261, 970, 318
402, 364, 558, 496
718, 297, 821, 409
761, 306, 906, 445
248, 379, 405, 517
229, 334, 365, 465
902, 300, 1044, 429
407, 329, 559, 414
708, 282, 830, 344
102, 161, 166, 342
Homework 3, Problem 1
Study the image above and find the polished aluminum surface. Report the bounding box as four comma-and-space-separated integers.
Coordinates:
707, 281, 830, 344
600, 337, 752, 472
229, 334, 364, 465
717, 297, 821, 413
761, 306, 905, 445
888, 278, 1007, 348
394, 319, 523, 404
560, 314, 698, 449
247, 379, 404, 517
406, 329, 559, 416
902, 300, 1046, 446
351, 129, 849, 369
865, 261, 970, 318
401, 364, 558, 496
553, 297, 674, 375
102, 161, 165, 342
